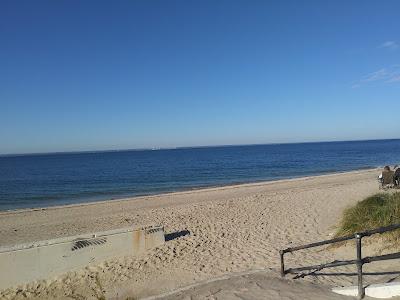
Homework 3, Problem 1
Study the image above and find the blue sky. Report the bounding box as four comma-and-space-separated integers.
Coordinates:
1, 1, 400, 154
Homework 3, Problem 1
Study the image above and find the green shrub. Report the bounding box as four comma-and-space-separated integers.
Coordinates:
336, 192, 400, 241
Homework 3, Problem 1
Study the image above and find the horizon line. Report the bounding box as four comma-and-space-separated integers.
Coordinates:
1, 137, 400, 158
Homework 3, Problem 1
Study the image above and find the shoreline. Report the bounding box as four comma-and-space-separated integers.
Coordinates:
0, 166, 380, 215
0, 167, 384, 298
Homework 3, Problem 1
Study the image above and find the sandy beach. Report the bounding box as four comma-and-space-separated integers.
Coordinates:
0, 168, 394, 299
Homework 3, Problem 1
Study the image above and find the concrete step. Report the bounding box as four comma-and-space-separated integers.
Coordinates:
333, 282, 400, 299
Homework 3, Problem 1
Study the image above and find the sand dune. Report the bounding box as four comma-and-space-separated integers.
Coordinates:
1, 168, 392, 299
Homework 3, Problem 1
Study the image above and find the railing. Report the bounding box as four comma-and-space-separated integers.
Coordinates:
279, 223, 400, 299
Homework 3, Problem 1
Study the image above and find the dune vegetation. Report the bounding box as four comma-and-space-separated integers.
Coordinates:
335, 192, 400, 241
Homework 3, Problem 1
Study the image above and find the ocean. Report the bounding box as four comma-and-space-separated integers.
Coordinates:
0, 139, 399, 211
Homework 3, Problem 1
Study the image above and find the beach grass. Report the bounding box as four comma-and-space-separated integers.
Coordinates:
335, 192, 400, 241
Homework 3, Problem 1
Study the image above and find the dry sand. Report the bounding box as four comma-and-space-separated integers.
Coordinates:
1, 168, 398, 299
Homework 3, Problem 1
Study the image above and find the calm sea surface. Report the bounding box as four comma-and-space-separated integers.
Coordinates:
0, 139, 399, 211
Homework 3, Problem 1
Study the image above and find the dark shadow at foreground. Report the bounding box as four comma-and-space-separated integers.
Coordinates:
165, 230, 190, 242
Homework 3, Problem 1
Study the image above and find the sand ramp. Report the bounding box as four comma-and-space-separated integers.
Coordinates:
145, 270, 351, 300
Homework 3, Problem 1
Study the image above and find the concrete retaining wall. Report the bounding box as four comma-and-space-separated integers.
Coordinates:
0, 225, 164, 290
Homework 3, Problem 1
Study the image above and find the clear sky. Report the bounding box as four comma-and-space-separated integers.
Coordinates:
1, 1, 400, 154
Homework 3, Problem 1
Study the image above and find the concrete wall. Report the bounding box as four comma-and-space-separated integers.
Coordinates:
0, 225, 164, 290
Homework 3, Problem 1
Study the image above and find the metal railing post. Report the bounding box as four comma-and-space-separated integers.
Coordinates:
279, 223, 400, 293
355, 233, 364, 299
279, 250, 285, 277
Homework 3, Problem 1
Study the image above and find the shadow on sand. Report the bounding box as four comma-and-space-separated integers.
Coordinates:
165, 230, 190, 242
303, 271, 400, 277
293, 271, 400, 285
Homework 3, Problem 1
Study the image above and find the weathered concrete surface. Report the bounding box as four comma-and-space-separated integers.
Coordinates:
139, 270, 352, 300
333, 282, 400, 299
0, 225, 164, 290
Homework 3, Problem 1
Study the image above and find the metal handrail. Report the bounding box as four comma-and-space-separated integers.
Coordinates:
279, 223, 400, 299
